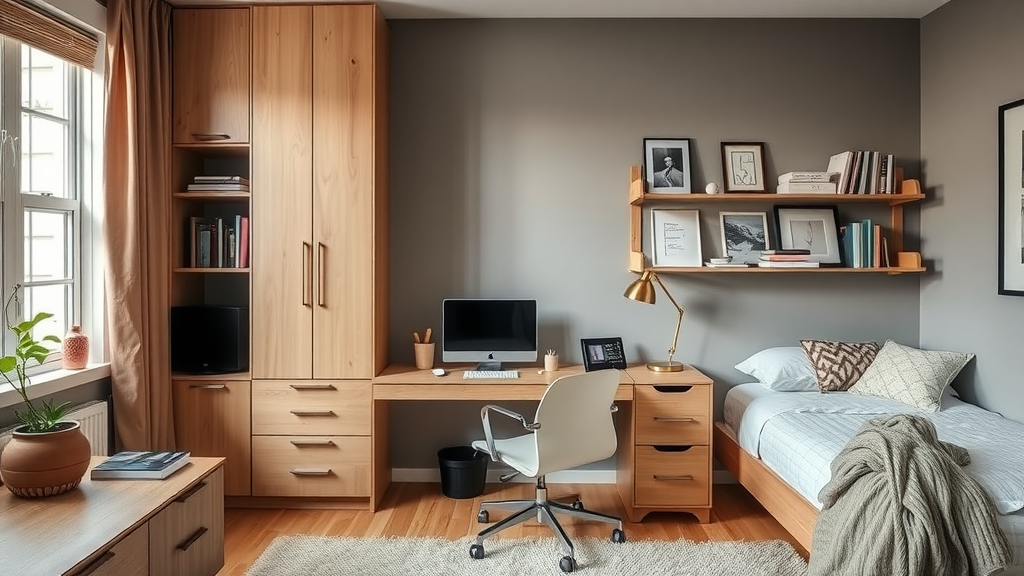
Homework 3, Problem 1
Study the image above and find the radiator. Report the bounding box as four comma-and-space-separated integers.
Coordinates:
0, 399, 110, 456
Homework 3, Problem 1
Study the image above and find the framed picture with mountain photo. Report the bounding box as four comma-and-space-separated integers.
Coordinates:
773, 206, 842, 265
720, 212, 769, 264
998, 97, 1024, 296
644, 138, 693, 193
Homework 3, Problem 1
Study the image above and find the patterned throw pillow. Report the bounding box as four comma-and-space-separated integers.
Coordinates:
848, 340, 974, 412
799, 339, 880, 392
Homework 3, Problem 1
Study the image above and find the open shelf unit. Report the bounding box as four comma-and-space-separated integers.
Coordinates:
627, 165, 926, 275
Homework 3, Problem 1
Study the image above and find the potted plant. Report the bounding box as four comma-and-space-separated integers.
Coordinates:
0, 285, 91, 497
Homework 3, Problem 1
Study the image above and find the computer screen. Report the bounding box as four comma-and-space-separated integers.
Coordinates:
441, 298, 538, 369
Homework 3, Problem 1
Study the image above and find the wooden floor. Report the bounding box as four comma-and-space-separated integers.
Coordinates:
218, 482, 806, 575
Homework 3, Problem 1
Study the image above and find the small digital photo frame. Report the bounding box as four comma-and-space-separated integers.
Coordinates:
580, 337, 627, 371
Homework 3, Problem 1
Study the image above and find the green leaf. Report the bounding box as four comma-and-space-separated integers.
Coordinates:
0, 356, 16, 373
42, 335, 61, 344
30, 312, 54, 323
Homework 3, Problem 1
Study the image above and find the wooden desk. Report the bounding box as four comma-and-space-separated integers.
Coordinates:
371, 364, 713, 523
0, 456, 225, 576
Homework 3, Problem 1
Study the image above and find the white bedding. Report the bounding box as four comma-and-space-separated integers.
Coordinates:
723, 383, 1024, 571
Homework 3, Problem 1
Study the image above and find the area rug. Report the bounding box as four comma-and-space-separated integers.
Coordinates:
244, 535, 808, 576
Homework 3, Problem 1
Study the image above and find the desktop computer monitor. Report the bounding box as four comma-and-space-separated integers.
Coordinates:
441, 298, 538, 370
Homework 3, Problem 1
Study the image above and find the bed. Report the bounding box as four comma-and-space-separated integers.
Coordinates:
714, 383, 1024, 574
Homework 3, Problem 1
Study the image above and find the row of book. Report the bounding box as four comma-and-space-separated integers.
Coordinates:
776, 150, 898, 195
188, 215, 250, 268
186, 175, 249, 192
840, 219, 890, 268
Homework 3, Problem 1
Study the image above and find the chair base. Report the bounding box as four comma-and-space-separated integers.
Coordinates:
471, 476, 625, 572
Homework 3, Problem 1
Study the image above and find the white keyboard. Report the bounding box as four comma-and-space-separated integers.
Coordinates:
463, 370, 519, 379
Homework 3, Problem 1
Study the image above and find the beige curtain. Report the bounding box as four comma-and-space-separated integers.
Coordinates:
103, 0, 174, 450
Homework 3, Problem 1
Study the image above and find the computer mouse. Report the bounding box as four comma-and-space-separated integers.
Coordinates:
431, 368, 446, 377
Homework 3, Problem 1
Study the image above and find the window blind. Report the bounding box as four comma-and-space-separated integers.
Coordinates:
0, 0, 99, 69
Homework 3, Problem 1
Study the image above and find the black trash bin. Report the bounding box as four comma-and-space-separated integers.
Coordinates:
437, 446, 488, 499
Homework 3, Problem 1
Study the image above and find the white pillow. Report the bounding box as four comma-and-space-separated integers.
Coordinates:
848, 340, 974, 412
734, 347, 818, 392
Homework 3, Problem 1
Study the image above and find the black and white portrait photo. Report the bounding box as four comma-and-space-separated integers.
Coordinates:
644, 138, 692, 193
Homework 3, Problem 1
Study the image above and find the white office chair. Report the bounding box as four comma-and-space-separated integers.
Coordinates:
469, 369, 626, 573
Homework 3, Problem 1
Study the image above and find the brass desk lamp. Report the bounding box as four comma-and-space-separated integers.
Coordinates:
623, 270, 685, 372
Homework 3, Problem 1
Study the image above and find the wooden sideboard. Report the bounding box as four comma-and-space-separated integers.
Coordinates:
0, 457, 224, 576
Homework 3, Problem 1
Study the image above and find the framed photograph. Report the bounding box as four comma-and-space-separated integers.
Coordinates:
999, 97, 1024, 295
773, 206, 842, 265
721, 141, 767, 193
720, 211, 770, 264
651, 208, 702, 267
644, 138, 692, 193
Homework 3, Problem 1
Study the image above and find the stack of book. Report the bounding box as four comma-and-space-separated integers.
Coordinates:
757, 249, 819, 268
826, 150, 897, 194
186, 175, 250, 192
776, 171, 838, 194
91, 451, 190, 480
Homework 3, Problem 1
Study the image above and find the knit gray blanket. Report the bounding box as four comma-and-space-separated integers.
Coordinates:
809, 413, 1010, 576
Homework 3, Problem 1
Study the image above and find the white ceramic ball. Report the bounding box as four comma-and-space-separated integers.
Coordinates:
706, 182, 720, 194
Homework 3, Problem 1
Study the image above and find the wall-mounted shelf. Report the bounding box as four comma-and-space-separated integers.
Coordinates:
627, 165, 925, 274
173, 192, 251, 201
174, 267, 250, 274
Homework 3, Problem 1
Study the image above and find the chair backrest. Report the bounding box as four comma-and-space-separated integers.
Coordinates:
532, 369, 621, 477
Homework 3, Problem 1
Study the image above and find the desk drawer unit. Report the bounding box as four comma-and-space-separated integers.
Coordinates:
149, 467, 225, 576
252, 435, 371, 497
72, 523, 149, 576
252, 380, 371, 436
634, 385, 711, 445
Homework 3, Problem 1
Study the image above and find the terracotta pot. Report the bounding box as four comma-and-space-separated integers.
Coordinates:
0, 421, 91, 498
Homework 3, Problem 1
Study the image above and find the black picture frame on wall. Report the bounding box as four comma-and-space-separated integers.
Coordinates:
643, 138, 693, 193
998, 97, 1024, 296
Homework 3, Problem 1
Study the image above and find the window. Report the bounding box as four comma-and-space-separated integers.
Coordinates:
1, 37, 102, 368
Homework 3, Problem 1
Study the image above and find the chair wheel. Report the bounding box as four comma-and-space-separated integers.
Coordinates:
571, 500, 584, 510
477, 510, 489, 523
470, 544, 485, 560
612, 528, 626, 543
559, 555, 576, 573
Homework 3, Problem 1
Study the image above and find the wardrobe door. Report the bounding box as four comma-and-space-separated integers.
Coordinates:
251, 6, 314, 379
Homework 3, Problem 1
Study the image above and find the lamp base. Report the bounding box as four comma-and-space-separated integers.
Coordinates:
646, 360, 685, 372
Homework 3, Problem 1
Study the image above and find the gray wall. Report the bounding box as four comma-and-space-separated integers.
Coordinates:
388, 18, 922, 468
920, 0, 1024, 423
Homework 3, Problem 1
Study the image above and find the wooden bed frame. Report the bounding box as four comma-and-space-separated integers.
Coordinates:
713, 421, 818, 552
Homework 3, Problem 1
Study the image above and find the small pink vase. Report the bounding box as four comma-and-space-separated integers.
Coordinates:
62, 326, 89, 370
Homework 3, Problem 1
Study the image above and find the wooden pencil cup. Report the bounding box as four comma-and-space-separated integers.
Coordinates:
544, 353, 559, 372
414, 343, 435, 370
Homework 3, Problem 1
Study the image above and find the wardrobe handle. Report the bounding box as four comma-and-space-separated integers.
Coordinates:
289, 383, 336, 390
302, 242, 312, 307
190, 132, 230, 141
317, 242, 326, 307
290, 439, 335, 446
654, 475, 695, 482
290, 468, 332, 476
188, 384, 226, 390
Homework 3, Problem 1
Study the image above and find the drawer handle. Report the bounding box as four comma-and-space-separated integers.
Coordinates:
291, 468, 332, 476
654, 474, 695, 482
653, 445, 693, 453
175, 481, 207, 504
653, 385, 693, 393
653, 417, 696, 423
290, 439, 335, 447
191, 132, 230, 141
290, 409, 335, 417
75, 551, 115, 576
289, 383, 337, 390
176, 526, 209, 552
188, 384, 226, 390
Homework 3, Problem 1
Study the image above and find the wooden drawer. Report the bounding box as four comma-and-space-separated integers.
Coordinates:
252, 436, 371, 497
71, 523, 149, 576
634, 445, 710, 507
252, 380, 370, 436
149, 468, 225, 576
634, 385, 711, 445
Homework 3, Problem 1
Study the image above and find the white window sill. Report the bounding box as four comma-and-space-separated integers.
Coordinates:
0, 363, 112, 411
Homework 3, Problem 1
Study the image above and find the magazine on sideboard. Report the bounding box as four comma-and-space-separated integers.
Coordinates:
91, 451, 191, 480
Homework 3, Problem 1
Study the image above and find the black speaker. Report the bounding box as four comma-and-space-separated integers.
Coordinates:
171, 306, 249, 374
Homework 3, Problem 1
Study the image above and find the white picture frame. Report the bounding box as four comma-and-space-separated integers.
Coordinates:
720, 211, 770, 264
773, 206, 842, 265
644, 138, 693, 193
651, 209, 702, 267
